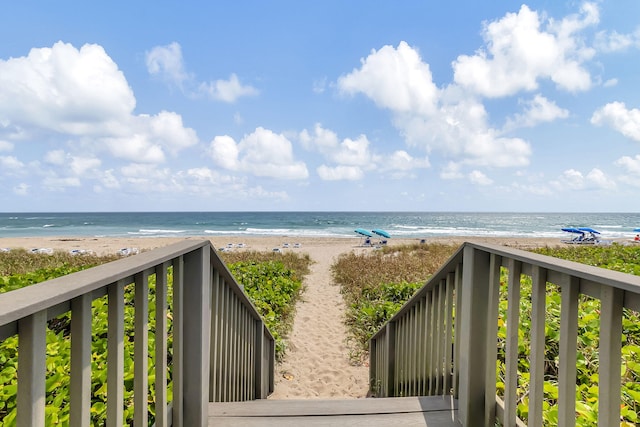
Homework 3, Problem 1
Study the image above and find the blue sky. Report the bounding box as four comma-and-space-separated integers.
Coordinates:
1, 1, 640, 212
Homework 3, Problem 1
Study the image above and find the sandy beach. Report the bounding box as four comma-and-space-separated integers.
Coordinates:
0, 235, 565, 399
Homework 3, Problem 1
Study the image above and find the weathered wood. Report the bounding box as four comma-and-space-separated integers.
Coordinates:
134, 271, 149, 427
558, 276, 579, 427
70, 294, 92, 427
458, 246, 491, 424
17, 311, 47, 427
599, 285, 623, 426
107, 280, 125, 427
183, 246, 211, 427
528, 266, 547, 427
209, 396, 459, 426
504, 260, 522, 427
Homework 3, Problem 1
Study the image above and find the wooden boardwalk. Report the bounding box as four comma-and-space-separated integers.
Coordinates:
208, 396, 460, 426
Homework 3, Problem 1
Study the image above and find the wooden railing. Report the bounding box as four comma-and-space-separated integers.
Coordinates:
0, 240, 274, 427
369, 242, 640, 426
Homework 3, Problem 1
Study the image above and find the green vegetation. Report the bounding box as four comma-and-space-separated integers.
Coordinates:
0, 247, 310, 426
332, 243, 640, 426
221, 250, 311, 358
332, 243, 456, 362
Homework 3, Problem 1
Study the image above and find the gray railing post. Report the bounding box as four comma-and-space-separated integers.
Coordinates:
458, 246, 491, 425
17, 311, 47, 427
385, 321, 396, 397
182, 246, 211, 427
254, 320, 265, 398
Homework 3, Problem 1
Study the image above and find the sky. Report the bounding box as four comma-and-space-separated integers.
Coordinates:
1, 1, 640, 212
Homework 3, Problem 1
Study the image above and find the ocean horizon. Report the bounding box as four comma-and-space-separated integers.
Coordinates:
1, 211, 640, 241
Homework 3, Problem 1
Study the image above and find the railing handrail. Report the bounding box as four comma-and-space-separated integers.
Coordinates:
0, 240, 275, 426
373, 241, 640, 342
0, 240, 205, 328
369, 241, 640, 426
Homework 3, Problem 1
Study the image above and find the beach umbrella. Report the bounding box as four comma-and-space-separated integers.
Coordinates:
354, 228, 373, 237
577, 227, 600, 234
372, 229, 391, 239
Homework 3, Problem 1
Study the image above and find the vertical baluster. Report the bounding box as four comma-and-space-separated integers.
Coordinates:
505, 260, 522, 427
134, 271, 149, 427
482, 254, 501, 427
417, 296, 425, 395
599, 285, 623, 426
558, 276, 578, 427
155, 262, 169, 427
107, 280, 126, 427
254, 321, 264, 398
437, 280, 445, 395
17, 310, 47, 427
231, 295, 238, 401
387, 322, 396, 397
70, 294, 92, 427
209, 270, 220, 402
425, 289, 432, 395
429, 287, 437, 394
410, 305, 418, 396
172, 256, 184, 427
453, 264, 463, 398
444, 272, 454, 396
222, 281, 230, 402
529, 266, 547, 427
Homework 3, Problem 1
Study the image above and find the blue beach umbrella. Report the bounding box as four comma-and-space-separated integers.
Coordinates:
354, 228, 373, 237
372, 229, 391, 239
577, 227, 600, 234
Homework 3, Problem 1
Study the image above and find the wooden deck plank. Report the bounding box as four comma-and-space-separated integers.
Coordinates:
209, 396, 460, 426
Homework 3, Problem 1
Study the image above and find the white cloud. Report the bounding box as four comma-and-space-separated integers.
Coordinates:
0, 41, 135, 137
146, 42, 259, 103
591, 102, 640, 141
199, 73, 259, 103
13, 183, 29, 195
383, 150, 430, 171
440, 162, 464, 180
300, 123, 428, 178
146, 111, 198, 154
0, 155, 24, 171
468, 170, 493, 185
552, 167, 615, 190
43, 150, 101, 176
145, 42, 190, 88
317, 165, 363, 181
338, 41, 438, 116
331, 135, 374, 166
452, 3, 596, 97
504, 94, 569, 130
337, 44, 533, 169
209, 127, 308, 180
615, 155, 640, 187
594, 29, 640, 53
603, 78, 618, 88
0, 42, 198, 164
209, 135, 240, 171
0, 140, 13, 151
42, 176, 81, 190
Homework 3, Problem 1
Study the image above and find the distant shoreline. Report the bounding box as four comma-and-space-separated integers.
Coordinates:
0, 235, 572, 256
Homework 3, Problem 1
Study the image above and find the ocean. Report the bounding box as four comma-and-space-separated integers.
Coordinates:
1, 212, 639, 240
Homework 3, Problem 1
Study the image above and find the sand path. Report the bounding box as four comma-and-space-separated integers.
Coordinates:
268, 245, 370, 399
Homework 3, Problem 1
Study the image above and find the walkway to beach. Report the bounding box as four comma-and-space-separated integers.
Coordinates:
267, 244, 370, 399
